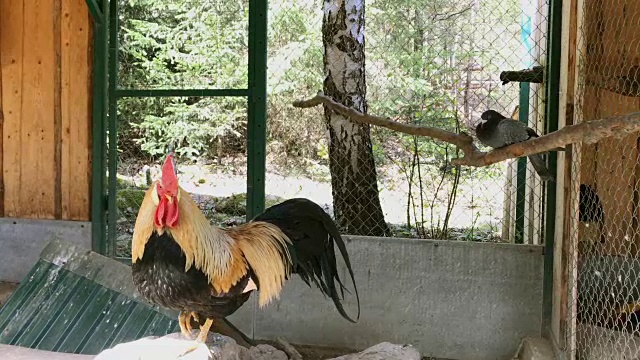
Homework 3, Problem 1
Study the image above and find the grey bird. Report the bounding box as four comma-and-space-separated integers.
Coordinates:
475, 110, 555, 182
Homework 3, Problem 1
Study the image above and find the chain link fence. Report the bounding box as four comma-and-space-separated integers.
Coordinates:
113, 97, 249, 258
566, 0, 640, 358
268, 0, 550, 241
109, 0, 555, 257
83, 0, 640, 355
112, 0, 250, 257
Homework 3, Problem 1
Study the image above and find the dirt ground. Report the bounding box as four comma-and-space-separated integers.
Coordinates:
292, 344, 355, 359
0, 281, 18, 308
275, 341, 451, 360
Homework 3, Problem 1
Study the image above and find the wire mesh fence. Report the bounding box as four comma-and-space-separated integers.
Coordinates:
111, 0, 251, 257
109, 0, 556, 258
268, 0, 551, 241
565, 0, 640, 358
112, 96, 249, 257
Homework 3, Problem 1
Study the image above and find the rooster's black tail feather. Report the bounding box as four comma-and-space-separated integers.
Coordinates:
253, 198, 360, 322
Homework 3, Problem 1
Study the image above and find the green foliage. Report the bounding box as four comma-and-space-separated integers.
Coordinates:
116, 189, 146, 218
115, 0, 531, 239
215, 193, 286, 217
214, 193, 248, 216
117, 0, 522, 166
117, 0, 248, 159
131, 97, 245, 159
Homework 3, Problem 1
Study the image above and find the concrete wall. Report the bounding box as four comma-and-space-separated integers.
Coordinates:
1, 229, 543, 359
229, 236, 544, 360
0, 218, 91, 282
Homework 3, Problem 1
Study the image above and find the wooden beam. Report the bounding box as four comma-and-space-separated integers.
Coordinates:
21, 0, 57, 218
61, 0, 92, 220
564, 0, 586, 353
1, 0, 24, 217
54, 0, 62, 219
0, 0, 5, 217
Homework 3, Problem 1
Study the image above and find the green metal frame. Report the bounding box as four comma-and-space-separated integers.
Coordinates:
89, 0, 109, 255
106, 0, 119, 258
86, 0, 104, 24
515, 83, 531, 244
246, 0, 268, 220
87, 0, 268, 256
542, 0, 562, 338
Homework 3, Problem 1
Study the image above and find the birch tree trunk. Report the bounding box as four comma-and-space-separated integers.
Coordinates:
322, 0, 390, 236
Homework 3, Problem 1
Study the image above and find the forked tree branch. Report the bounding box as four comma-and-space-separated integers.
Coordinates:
293, 91, 640, 167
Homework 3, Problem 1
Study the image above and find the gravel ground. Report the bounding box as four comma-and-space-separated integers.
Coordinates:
114, 159, 510, 257
119, 161, 507, 229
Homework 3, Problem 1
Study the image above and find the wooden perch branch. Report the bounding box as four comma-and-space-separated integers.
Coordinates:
293, 91, 483, 160
293, 91, 640, 167
276, 337, 303, 360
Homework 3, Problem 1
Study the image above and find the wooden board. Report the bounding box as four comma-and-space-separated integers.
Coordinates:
599, 0, 640, 72
0, 1, 5, 217
555, 0, 580, 347
0, 0, 92, 220
61, 0, 92, 221
20, 0, 57, 218
577, 86, 600, 248
588, 0, 640, 256
596, 92, 639, 256
1, 0, 24, 218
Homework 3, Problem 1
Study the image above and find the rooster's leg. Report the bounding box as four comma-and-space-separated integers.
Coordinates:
186, 311, 200, 333
178, 311, 191, 338
189, 311, 199, 328
178, 311, 201, 338
195, 318, 214, 343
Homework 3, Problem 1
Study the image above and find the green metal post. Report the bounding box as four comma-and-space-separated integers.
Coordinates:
90, 0, 109, 255
246, 0, 268, 221
106, 0, 119, 258
85, 0, 104, 24
542, 0, 562, 338
515, 83, 531, 244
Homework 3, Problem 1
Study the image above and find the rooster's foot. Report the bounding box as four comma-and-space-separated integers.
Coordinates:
178, 311, 200, 339
195, 318, 214, 343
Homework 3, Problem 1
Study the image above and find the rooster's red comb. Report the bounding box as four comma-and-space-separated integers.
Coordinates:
161, 153, 178, 190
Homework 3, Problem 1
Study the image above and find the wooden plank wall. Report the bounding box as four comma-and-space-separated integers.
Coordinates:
0, 0, 92, 221
577, 0, 640, 256
559, 0, 639, 352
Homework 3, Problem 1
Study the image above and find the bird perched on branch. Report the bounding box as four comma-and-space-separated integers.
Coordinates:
475, 110, 556, 182
131, 153, 360, 344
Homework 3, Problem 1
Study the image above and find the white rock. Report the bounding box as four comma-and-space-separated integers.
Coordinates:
93, 332, 287, 360
94, 333, 421, 360
247, 344, 288, 360
329, 342, 421, 360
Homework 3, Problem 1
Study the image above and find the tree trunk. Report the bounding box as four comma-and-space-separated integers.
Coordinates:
322, 0, 390, 236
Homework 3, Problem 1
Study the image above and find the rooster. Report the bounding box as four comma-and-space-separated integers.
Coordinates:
131, 153, 360, 344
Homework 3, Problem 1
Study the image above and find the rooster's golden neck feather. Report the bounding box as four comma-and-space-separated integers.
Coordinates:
132, 184, 240, 282
132, 182, 293, 306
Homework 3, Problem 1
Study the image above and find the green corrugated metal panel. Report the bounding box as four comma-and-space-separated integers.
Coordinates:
0, 240, 179, 355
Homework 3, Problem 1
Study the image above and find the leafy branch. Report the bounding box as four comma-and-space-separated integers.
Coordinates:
293, 91, 640, 167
